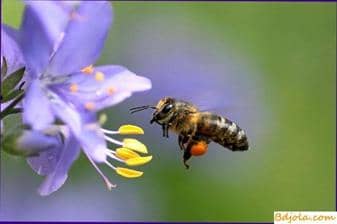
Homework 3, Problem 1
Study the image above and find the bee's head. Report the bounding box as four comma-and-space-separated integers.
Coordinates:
150, 97, 176, 125
129, 97, 176, 125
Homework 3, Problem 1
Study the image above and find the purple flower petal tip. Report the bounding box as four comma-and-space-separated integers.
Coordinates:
27, 128, 80, 196
1, 27, 25, 75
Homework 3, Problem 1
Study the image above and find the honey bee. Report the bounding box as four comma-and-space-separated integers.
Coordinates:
130, 97, 249, 168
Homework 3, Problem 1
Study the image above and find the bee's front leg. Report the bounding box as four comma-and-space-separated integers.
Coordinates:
165, 124, 170, 138
161, 124, 169, 138
161, 125, 166, 137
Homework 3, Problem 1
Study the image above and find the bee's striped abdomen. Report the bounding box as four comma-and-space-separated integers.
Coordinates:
197, 113, 249, 151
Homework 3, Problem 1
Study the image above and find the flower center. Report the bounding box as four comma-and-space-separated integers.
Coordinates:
65, 66, 118, 111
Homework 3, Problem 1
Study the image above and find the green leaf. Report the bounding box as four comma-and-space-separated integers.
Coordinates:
0, 92, 25, 120
1, 66, 25, 96
1, 57, 8, 78
1, 88, 24, 103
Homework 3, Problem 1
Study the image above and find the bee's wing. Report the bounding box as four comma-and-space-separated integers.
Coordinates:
189, 94, 248, 120
198, 105, 255, 122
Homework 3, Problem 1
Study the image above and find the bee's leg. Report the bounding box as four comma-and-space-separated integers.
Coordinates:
161, 125, 165, 137
165, 125, 169, 138
183, 150, 191, 169
161, 125, 168, 138
178, 135, 184, 150
178, 135, 189, 150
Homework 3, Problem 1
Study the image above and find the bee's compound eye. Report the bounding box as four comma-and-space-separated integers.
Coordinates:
162, 104, 173, 114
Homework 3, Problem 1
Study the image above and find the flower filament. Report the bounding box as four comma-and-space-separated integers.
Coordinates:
86, 124, 152, 190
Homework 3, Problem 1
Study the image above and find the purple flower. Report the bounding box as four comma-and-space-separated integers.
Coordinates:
6, 1, 152, 195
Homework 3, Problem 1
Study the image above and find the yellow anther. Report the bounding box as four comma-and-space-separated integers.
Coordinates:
123, 138, 148, 154
116, 167, 143, 178
81, 64, 94, 74
95, 71, 105, 81
69, 83, 78, 92
116, 147, 140, 160
125, 156, 152, 166
107, 86, 117, 95
84, 102, 95, 111
118, 125, 144, 135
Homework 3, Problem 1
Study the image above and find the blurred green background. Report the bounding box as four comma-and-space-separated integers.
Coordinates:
1, 1, 336, 222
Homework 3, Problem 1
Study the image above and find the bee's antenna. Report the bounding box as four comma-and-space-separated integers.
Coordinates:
129, 105, 156, 114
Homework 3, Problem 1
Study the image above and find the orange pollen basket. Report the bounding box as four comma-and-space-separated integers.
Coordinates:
190, 141, 208, 156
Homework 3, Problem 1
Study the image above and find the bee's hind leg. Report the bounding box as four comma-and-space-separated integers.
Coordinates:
178, 135, 189, 150
183, 150, 191, 169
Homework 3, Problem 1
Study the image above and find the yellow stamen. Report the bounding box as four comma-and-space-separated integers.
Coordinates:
95, 71, 105, 81
69, 83, 78, 92
125, 156, 153, 166
107, 86, 117, 95
84, 102, 95, 111
123, 138, 148, 154
116, 167, 143, 178
116, 147, 140, 160
118, 125, 144, 135
81, 64, 94, 74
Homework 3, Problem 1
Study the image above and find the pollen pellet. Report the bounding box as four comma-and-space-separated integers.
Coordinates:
84, 102, 95, 111
81, 64, 94, 74
69, 83, 78, 92
116, 167, 143, 178
95, 71, 105, 81
190, 141, 208, 156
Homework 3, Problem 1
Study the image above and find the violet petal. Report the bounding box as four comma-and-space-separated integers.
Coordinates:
20, 1, 69, 77
22, 80, 55, 130
35, 130, 80, 196
18, 130, 61, 157
45, 92, 107, 162
47, 1, 113, 76
52, 65, 151, 111
1, 27, 25, 75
